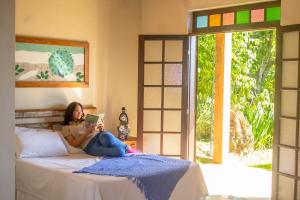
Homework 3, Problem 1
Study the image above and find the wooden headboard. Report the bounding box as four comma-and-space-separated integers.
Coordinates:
15, 106, 97, 130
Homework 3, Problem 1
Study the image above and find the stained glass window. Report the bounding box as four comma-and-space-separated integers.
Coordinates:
236, 10, 250, 24
251, 9, 264, 23
223, 12, 234, 26
197, 16, 208, 29
266, 7, 281, 22
192, 2, 280, 33
209, 14, 221, 27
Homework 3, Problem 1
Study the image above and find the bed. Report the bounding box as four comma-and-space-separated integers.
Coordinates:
15, 108, 208, 200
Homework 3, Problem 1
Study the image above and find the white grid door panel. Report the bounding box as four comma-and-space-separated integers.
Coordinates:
274, 25, 300, 200
138, 35, 188, 159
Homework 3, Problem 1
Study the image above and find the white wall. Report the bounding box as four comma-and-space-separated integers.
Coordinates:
0, 0, 15, 199
16, 0, 140, 136
141, 0, 188, 34
100, 0, 140, 136
15, 0, 103, 109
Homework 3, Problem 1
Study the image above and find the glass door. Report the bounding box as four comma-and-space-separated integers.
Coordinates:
273, 24, 300, 200
137, 35, 188, 159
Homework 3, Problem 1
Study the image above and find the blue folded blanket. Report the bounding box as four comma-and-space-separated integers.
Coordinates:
75, 154, 191, 200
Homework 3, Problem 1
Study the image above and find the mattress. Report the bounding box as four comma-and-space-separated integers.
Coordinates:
16, 153, 208, 200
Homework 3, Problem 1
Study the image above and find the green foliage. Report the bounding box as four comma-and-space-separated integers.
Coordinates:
196, 157, 214, 164
76, 72, 84, 82
36, 70, 49, 80
196, 30, 275, 150
48, 49, 74, 78
196, 34, 216, 141
15, 65, 24, 75
248, 163, 272, 171
231, 30, 275, 149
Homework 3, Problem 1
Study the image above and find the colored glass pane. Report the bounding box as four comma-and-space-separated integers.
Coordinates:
266, 7, 281, 21
196, 16, 208, 28
209, 14, 221, 27
236, 10, 250, 24
251, 9, 264, 23
223, 12, 234, 26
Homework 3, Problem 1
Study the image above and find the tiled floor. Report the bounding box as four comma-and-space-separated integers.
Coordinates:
200, 162, 271, 199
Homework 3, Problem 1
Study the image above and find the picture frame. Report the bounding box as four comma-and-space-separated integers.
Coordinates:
15, 36, 89, 87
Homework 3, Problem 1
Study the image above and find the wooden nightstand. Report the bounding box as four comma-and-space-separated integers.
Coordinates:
123, 136, 137, 149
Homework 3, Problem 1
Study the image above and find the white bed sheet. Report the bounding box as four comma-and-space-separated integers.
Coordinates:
16, 153, 208, 200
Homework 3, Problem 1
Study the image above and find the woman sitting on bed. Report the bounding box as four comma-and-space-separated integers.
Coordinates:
62, 102, 129, 157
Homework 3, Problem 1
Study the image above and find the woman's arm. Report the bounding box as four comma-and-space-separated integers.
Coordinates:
65, 125, 96, 148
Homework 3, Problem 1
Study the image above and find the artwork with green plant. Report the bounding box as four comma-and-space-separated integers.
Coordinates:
48, 49, 74, 78
76, 72, 84, 82
16, 41, 85, 82
15, 65, 24, 75
36, 70, 49, 80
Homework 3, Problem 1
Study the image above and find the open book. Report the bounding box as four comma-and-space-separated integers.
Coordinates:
84, 113, 105, 127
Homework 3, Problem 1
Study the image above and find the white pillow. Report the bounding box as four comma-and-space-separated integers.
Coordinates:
15, 127, 69, 158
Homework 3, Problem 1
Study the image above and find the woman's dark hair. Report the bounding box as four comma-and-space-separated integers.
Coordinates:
63, 102, 84, 125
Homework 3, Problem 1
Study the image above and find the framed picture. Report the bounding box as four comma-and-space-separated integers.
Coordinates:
15, 36, 89, 87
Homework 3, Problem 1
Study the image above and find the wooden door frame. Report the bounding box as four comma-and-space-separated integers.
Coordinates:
195, 27, 278, 163
191, 1, 281, 164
